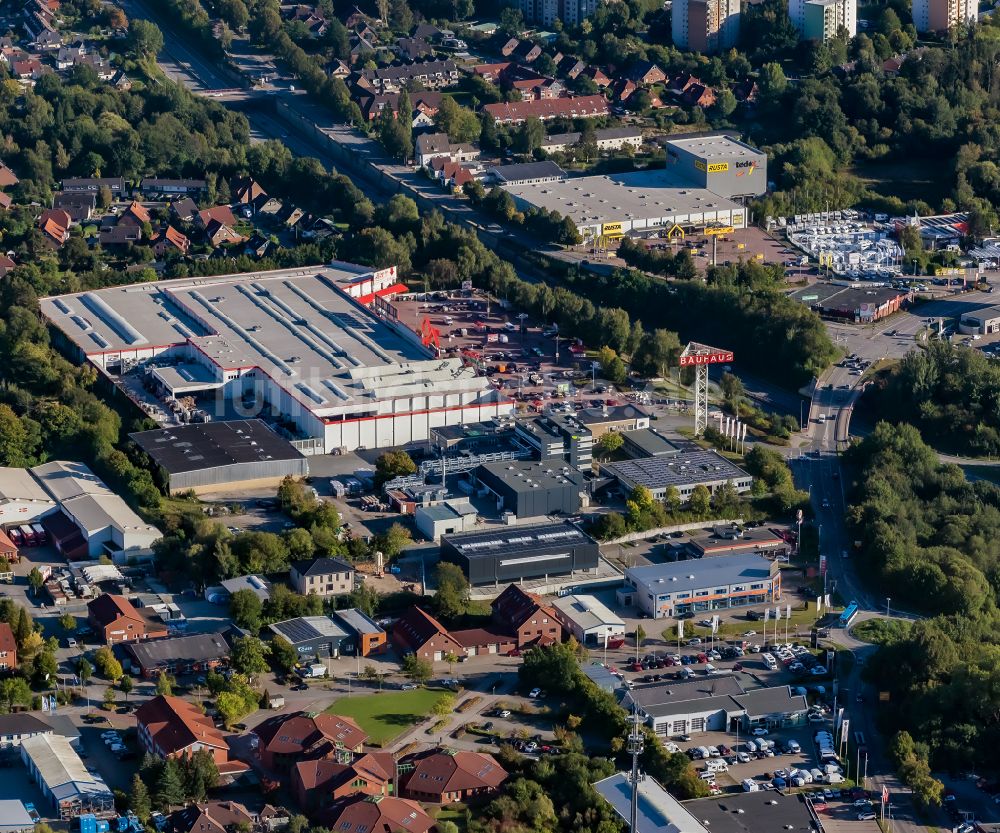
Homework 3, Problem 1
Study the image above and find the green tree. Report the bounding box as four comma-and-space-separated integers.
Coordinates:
374, 522, 411, 558
216, 690, 254, 727
434, 562, 470, 619
402, 653, 432, 684
94, 646, 123, 681
130, 773, 151, 822
155, 671, 174, 696
0, 677, 32, 713
374, 450, 417, 487
269, 635, 299, 672
77, 658, 92, 685
596, 431, 624, 460
229, 589, 263, 633
103, 686, 116, 711
156, 758, 185, 809
689, 484, 712, 516
0, 405, 34, 467
127, 19, 164, 58
58, 613, 76, 632
230, 636, 270, 678
26, 568, 44, 595
432, 693, 456, 717
120, 674, 134, 702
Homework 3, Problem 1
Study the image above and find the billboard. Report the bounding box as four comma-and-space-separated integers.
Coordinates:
695, 160, 730, 173
705, 226, 735, 236
601, 221, 623, 237
679, 350, 734, 367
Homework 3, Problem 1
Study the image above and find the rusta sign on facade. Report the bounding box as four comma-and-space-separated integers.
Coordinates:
679, 350, 734, 367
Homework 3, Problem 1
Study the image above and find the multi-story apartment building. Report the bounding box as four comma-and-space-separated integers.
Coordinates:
911, 0, 976, 31
672, 0, 741, 53
518, 0, 601, 27
789, 0, 857, 40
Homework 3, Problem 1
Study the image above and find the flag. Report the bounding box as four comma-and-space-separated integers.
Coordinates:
711, 615, 719, 634
882, 786, 889, 804
41, 696, 49, 712
677, 620, 684, 639
774, 607, 781, 621
764, 608, 770, 623
786, 604, 791, 620
48, 695, 57, 712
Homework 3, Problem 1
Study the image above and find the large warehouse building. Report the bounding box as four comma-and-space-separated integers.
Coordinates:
474, 460, 588, 519
440, 520, 600, 588
601, 449, 753, 501
130, 420, 308, 493
504, 135, 766, 241
40, 264, 511, 453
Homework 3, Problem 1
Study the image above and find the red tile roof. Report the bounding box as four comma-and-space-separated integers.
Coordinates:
254, 711, 368, 756
135, 695, 230, 756
321, 795, 433, 833
169, 801, 254, 833
294, 751, 393, 791
483, 95, 609, 123
0, 163, 18, 188
88, 593, 143, 628
0, 623, 15, 655
198, 205, 238, 228
402, 749, 507, 797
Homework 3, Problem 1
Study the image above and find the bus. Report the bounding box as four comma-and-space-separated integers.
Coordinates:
838, 601, 860, 628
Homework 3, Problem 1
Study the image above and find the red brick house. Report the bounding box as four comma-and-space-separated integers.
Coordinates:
399, 749, 507, 803
169, 801, 256, 833
87, 594, 167, 644
0, 623, 16, 671
490, 584, 563, 650
152, 225, 190, 256
253, 712, 368, 772
135, 696, 248, 775
292, 752, 394, 809
392, 607, 465, 661
628, 60, 666, 86
320, 796, 433, 833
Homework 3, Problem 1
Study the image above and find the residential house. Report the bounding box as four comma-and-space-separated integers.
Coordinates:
37, 209, 70, 249
0, 714, 51, 746
490, 584, 563, 650
110, 69, 131, 90
415, 132, 480, 168
0, 623, 16, 671
628, 60, 666, 85
205, 220, 244, 247
0, 193, 11, 211
395, 36, 432, 60
52, 191, 96, 224
582, 65, 612, 87
0, 163, 18, 189
319, 796, 433, 833
292, 752, 394, 809
733, 78, 758, 103
253, 711, 368, 772
243, 234, 272, 258
289, 557, 355, 598
540, 126, 643, 154
135, 695, 248, 775
349, 31, 379, 59
328, 58, 351, 79
12, 59, 44, 81
87, 594, 167, 644
500, 37, 520, 57
558, 56, 586, 78
513, 41, 542, 63
99, 224, 142, 247
62, 177, 124, 195
152, 226, 190, 257
682, 82, 716, 107
140, 178, 208, 197
431, 160, 477, 193
612, 78, 638, 101
169, 802, 257, 833
482, 95, 609, 125
285, 5, 328, 36
358, 58, 460, 93
231, 177, 267, 207
170, 197, 199, 222
0, 254, 16, 277
196, 205, 238, 230
399, 749, 507, 803
472, 61, 511, 82
391, 606, 465, 660
55, 42, 84, 70
117, 201, 151, 228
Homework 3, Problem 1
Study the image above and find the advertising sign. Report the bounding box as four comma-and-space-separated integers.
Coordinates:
696, 160, 730, 173
704, 226, 735, 236
679, 350, 734, 367
601, 222, 624, 237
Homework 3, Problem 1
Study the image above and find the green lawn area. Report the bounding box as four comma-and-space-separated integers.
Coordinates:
326, 688, 442, 746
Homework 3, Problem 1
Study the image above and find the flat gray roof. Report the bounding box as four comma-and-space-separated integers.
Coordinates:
629, 675, 745, 708
604, 449, 750, 490
334, 607, 384, 636
626, 552, 775, 594
503, 168, 744, 228
40, 264, 495, 416
478, 459, 587, 494
622, 428, 680, 458
553, 594, 625, 630
960, 304, 1000, 322
686, 792, 815, 833
667, 134, 766, 161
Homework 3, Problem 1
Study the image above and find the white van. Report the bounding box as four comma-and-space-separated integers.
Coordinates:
742, 778, 761, 792
695, 746, 712, 760
745, 740, 760, 753
826, 773, 845, 785
699, 770, 717, 782
705, 759, 729, 773
762, 653, 778, 670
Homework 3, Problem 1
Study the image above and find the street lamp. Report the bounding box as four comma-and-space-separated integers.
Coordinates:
885, 597, 891, 618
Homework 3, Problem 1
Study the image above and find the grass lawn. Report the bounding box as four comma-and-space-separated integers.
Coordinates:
326, 688, 443, 746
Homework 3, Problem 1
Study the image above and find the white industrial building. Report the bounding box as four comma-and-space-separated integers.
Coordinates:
552, 594, 626, 646
40, 264, 511, 453
20, 734, 114, 818
0, 462, 160, 562
414, 499, 478, 541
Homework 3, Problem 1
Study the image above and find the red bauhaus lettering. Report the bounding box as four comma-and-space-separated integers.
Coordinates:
679, 351, 734, 367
